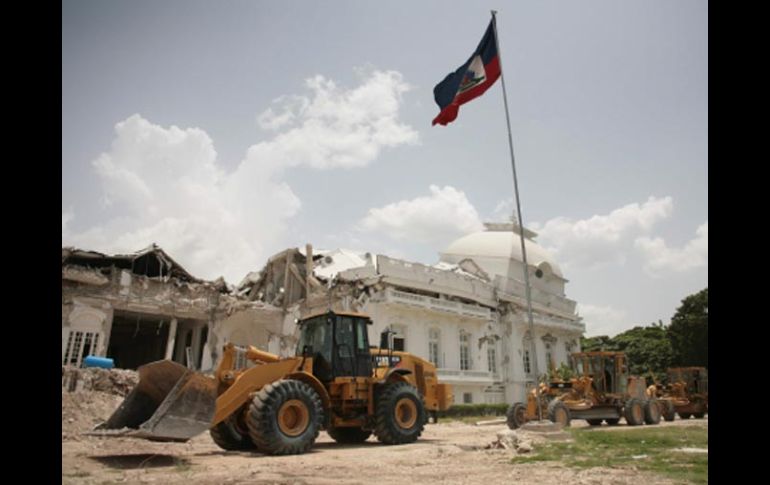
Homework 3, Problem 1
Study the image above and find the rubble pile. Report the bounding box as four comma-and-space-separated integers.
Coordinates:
62, 366, 138, 396
61, 367, 139, 440
485, 429, 534, 453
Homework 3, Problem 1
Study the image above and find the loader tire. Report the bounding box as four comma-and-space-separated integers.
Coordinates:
247, 379, 323, 455
506, 403, 528, 430
547, 400, 571, 427
586, 419, 603, 426
374, 381, 426, 445
678, 412, 691, 420
327, 426, 372, 444
644, 399, 661, 425
624, 398, 645, 426
209, 414, 256, 451
661, 401, 676, 422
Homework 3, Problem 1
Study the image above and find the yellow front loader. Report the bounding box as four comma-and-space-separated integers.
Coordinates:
90, 311, 453, 455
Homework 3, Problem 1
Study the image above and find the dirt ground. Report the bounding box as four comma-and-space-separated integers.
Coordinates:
62, 385, 707, 485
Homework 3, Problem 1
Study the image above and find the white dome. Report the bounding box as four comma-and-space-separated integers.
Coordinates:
440, 224, 564, 279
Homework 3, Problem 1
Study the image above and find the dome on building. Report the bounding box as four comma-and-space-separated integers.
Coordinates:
440, 222, 564, 280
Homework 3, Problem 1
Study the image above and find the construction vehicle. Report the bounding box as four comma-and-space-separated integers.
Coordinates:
90, 310, 453, 455
506, 351, 661, 429
649, 367, 708, 420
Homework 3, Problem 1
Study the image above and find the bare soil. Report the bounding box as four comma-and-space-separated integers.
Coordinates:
62, 386, 706, 485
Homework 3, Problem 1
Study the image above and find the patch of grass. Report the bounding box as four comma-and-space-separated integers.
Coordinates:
173, 457, 192, 473
511, 425, 708, 484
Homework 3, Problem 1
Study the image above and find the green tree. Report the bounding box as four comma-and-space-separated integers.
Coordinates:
581, 325, 674, 383
613, 325, 673, 382
668, 288, 708, 368
580, 335, 618, 352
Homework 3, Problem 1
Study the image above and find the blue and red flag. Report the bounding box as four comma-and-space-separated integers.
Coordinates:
432, 20, 501, 126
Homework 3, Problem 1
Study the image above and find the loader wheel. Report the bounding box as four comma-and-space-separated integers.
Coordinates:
644, 399, 661, 425
678, 412, 692, 420
605, 418, 620, 426
546, 400, 571, 427
247, 379, 323, 455
209, 414, 256, 451
624, 398, 644, 426
374, 381, 426, 445
586, 419, 603, 426
506, 403, 528, 430
327, 426, 372, 444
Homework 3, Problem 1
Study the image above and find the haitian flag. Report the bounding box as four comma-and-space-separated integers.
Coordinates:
432, 20, 501, 126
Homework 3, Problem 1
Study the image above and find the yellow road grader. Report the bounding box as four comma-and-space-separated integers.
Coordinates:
506, 351, 662, 428
648, 366, 708, 421
90, 311, 453, 455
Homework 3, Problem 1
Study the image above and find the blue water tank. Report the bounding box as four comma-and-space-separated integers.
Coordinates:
83, 355, 114, 369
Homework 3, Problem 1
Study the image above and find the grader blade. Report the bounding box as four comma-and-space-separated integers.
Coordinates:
86, 360, 217, 442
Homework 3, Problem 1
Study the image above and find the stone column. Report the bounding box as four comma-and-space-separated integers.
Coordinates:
164, 318, 178, 360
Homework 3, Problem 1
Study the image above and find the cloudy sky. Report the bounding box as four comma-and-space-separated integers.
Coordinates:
62, 0, 707, 337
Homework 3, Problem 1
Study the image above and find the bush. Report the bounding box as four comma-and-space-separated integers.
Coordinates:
437, 403, 509, 418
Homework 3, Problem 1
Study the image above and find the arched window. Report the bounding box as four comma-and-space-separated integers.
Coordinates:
459, 331, 471, 370
428, 328, 441, 367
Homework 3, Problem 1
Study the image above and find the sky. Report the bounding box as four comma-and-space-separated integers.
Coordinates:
62, 0, 708, 338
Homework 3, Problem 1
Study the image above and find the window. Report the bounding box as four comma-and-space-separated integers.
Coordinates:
545, 343, 554, 371
523, 349, 531, 374
428, 328, 441, 367
336, 317, 356, 357
463, 392, 473, 404
487, 345, 497, 374
459, 331, 471, 370
63, 330, 103, 367
391, 325, 406, 351
356, 320, 367, 352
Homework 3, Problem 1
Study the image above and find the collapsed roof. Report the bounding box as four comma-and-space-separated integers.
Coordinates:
61, 243, 221, 288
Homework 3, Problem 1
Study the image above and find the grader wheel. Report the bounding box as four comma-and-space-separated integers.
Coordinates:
547, 400, 571, 427
247, 379, 323, 455
624, 398, 645, 426
644, 399, 662, 425
506, 403, 528, 430
661, 401, 676, 421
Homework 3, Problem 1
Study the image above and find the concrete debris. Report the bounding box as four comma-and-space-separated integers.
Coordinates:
516, 441, 533, 453
62, 366, 139, 396
475, 418, 507, 426
486, 429, 519, 450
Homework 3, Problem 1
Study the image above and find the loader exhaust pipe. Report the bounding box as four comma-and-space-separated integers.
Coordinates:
86, 360, 217, 442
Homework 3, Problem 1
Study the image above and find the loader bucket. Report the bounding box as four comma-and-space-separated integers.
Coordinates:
86, 360, 217, 442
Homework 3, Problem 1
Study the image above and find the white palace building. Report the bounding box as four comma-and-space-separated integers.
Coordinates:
222, 221, 586, 406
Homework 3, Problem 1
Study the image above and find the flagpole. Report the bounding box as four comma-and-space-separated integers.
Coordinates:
490, 10, 544, 422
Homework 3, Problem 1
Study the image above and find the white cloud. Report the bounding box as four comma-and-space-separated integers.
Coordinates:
63, 69, 417, 283
577, 303, 630, 337
253, 70, 418, 170
634, 222, 708, 277
62, 207, 74, 234
490, 198, 515, 223
358, 185, 483, 246
530, 196, 673, 269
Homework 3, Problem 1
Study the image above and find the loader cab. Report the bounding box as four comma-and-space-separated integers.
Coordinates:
296, 311, 373, 382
